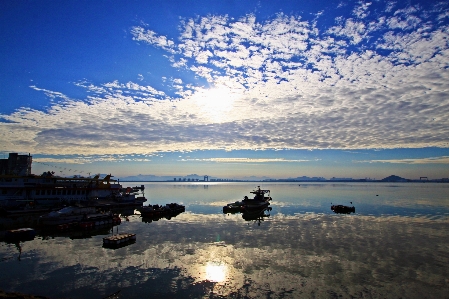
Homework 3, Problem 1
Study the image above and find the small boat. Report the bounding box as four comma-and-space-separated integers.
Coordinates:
139, 203, 185, 217
103, 233, 136, 249
223, 203, 244, 214
139, 205, 160, 217
39, 206, 112, 226
331, 204, 355, 214
165, 203, 186, 213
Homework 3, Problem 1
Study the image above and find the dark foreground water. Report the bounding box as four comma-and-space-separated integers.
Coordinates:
1, 182, 448, 299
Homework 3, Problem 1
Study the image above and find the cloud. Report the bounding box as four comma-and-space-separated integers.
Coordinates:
33, 155, 152, 165
358, 156, 449, 164
1, 1, 449, 156
353, 1, 372, 19
180, 158, 310, 163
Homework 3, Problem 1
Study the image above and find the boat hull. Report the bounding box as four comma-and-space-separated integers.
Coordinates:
331, 205, 355, 214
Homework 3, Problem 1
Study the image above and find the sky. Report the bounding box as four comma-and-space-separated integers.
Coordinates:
1, 0, 449, 180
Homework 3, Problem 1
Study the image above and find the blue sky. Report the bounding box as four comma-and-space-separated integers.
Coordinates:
1, 0, 449, 180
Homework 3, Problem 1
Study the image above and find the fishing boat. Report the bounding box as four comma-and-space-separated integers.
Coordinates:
0, 153, 146, 209
223, 186, 272, 213
239, 186, 271, 209
242, 186, 272, 208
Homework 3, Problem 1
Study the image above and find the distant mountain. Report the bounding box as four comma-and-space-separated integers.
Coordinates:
116, 173, 413, 182
291, 176, 326, 181
236, 175, 271, 181
116, 174, 273, 181
380, 175, 408, 182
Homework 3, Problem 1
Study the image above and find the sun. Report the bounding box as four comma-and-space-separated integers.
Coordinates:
191, 86, 239, 123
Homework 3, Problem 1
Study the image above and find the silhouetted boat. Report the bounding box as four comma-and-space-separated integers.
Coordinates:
222, 203, 243, 214
223, 186, 272, 213
331, 204, 355, 214
0, 153, 146, 209
139, 203, 185, 218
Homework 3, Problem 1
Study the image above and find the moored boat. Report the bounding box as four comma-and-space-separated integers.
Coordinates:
39, 206, 112, 226
223, 203, 244, 214
331, 204, 355, 214
139, 203, 185, 217
103, 233, 136, 249
223, 186, 272, 213
0, 153, 146, 209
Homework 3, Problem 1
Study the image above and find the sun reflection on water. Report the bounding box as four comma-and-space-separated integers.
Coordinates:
205, 261, 227, 282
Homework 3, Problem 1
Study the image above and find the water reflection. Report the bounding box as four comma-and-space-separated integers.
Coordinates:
139, 203, 185, 223
241, 207, 272, 225
0, 183, 448, 298
1, 211, 449, 298
205, 261, 227, 282
40, 224, 117, 240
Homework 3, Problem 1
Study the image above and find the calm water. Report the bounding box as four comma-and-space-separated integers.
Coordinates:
0, 182, 448, 298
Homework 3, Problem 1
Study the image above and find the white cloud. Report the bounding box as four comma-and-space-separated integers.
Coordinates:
358, 156, 449, 164
385, 1, 396, 13
29, 86, 71, 101
1, 1, 449, 156
34, 155, 152, 165
353, 1, 372, 19
131, 27, 176, 53
181, 158, 310, 163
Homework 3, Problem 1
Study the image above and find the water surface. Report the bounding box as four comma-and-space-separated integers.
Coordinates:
1, 182, 448, 298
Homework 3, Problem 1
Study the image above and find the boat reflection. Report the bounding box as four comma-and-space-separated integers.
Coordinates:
139, 203, 185, 223
331, 202, 356, 214
39, 224, 118, 240
2, 228, 36, 262
141, 210, 184, 223
0, 213, 42, 231
4, 241, 28, 261
224, 205, 272, 226
110, 206, 136, 217
241, 207, 272, 225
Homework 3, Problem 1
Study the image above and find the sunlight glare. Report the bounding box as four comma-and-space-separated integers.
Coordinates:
205, 261, 227, 282
192, 86, 239, 123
